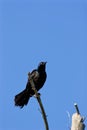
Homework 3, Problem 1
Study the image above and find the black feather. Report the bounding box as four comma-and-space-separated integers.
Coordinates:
14, 62, 47, 108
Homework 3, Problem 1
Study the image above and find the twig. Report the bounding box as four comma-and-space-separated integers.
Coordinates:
74, 103, 80, 114
28, 73, 49, 130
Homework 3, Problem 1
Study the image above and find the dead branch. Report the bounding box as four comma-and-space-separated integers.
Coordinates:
28, 72, 49, 130
71, 103, 85, 130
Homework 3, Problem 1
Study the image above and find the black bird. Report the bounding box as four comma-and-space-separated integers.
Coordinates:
14, 62, 47, 108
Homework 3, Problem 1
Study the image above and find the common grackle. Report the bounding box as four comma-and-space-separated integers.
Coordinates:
14, 62, 47, 108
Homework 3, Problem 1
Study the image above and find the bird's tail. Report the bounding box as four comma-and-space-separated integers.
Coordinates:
14, 88, 30, 108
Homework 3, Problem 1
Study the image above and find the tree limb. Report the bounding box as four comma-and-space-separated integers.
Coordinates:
28, 72, 49, 130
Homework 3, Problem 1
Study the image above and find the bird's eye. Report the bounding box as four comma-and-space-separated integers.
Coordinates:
39, 62, 43, 65
40, 62, 47, 65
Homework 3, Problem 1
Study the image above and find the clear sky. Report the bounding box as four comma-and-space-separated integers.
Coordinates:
0, 0, 87, 130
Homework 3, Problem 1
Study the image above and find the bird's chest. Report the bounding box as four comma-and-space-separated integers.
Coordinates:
34, 72, 46, 90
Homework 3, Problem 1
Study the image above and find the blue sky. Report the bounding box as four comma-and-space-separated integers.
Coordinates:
0, 0, 87, 130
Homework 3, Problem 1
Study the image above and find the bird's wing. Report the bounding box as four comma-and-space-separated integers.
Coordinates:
29, 69, 39, 81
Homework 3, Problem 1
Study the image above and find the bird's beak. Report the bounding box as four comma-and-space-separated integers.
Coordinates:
44, 62, 47, 65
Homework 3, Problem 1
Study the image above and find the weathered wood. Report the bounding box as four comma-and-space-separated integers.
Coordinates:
71, 103, 85, 130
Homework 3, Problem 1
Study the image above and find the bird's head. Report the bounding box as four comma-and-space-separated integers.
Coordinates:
38, 62, 47, 72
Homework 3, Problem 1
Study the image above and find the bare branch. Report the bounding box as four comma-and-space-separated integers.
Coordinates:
28, 72, 49, 130
71, 103, 85, 130
74, 103, 80, 114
